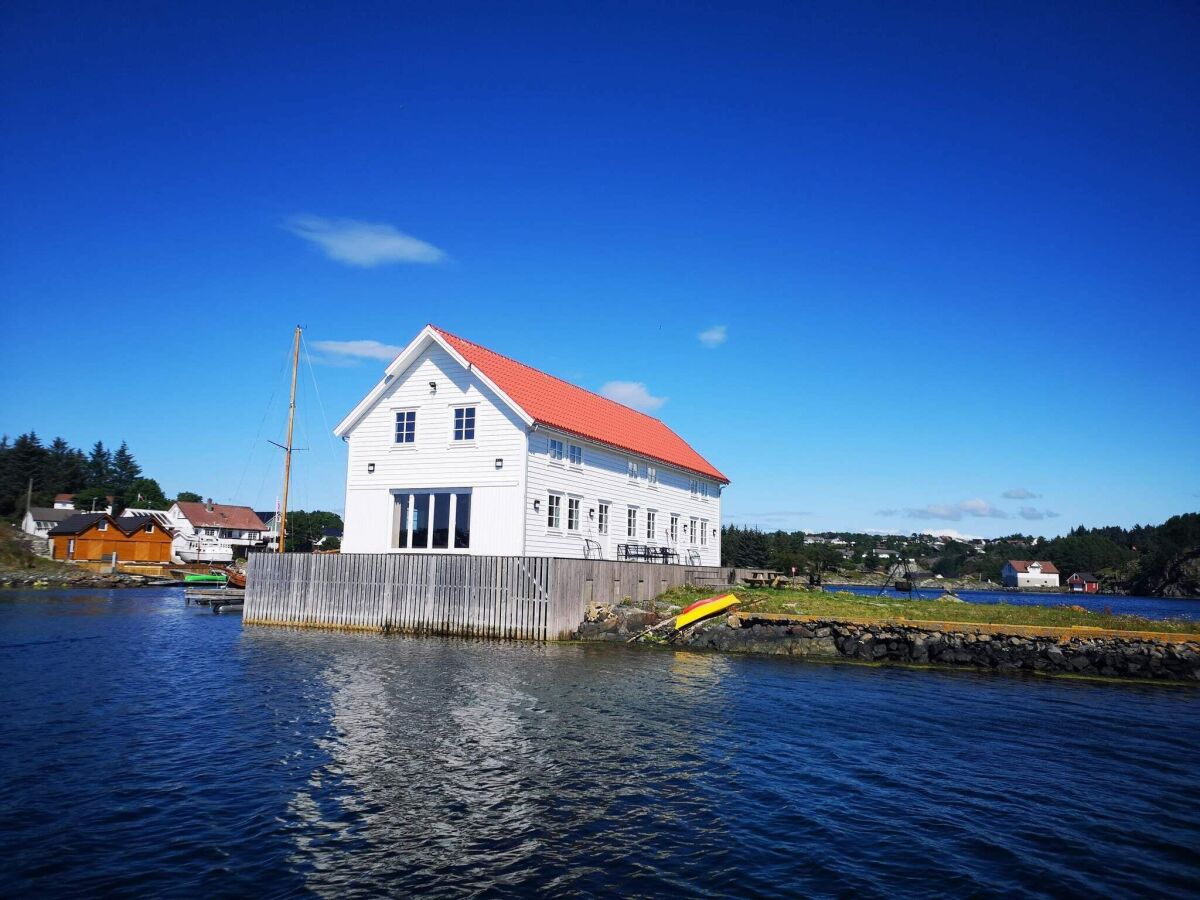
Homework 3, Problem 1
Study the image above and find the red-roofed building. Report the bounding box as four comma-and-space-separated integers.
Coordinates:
1001, 560, 1060, 589
166, 500, 266, 562
334, 325, 728, 562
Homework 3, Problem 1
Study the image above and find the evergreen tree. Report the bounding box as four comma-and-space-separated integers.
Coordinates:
110, 441, 142, 493
87, 441, 112, 488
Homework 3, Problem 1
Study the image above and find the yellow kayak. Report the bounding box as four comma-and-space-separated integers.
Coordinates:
674, 593, 741, 630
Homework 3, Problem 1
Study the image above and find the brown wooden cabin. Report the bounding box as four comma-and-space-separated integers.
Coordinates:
48, 513, 173, 563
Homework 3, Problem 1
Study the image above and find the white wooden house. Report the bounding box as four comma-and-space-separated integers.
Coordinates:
1001, 560, 1060, 589
334, 325, 729, 563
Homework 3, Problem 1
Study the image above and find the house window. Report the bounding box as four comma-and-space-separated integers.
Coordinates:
646, 510, 657, 541
67, 539, 75, 558
628, 460, 638, 480
392, 491, 472, 550
598, 503, 609, 535
670, 515, 679, 543
689, 479, 699, 496
568, 444, 583, 466
689, 517, 698, 544
549, 439, 564, 461
453, 406, 476, 441
647, 466, 657, 486
567, 497, 580, 531
145, 523, 154, 534
97, 520, 108, 531
700, 519, 708, 546
627, 507, 637, 538
547, 494, 562, 529
395, 410, 416, 444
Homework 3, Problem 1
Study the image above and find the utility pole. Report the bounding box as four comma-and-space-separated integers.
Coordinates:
278, 326, 301, 554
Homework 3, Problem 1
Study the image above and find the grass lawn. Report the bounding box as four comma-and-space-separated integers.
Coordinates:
657, 585, 1200, 636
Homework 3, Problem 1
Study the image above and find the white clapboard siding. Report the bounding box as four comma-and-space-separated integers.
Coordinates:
341, 343, 528, 554
523, 429, 722, 565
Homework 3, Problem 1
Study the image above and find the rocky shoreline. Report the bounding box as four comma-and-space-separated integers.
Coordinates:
0, 567, 165, 590
577, 605, 1200, 682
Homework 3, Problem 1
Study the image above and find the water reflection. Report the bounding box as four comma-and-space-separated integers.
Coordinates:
2, 590, 1199, 897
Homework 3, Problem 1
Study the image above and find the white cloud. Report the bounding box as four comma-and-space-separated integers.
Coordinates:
697, 325, 727, 348
898, 498, 1009, 521
284, 215, 446, 267
599, 381, 667, 413
311, 339, 404, 362
1019, 507, 1062, 520
1002, 488, 1041, 499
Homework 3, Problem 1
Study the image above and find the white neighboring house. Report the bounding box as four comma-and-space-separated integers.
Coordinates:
334, 325, 729, 563
1001, 560, 1060, 589
152, 501, 267, 563
20, 507, 80, 539
54, 493, 114, 514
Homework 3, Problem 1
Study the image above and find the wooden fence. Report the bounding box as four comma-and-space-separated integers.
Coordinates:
244, 553, 732, 640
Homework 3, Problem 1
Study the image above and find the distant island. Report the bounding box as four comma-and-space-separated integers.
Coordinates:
720, 513, 1200, 599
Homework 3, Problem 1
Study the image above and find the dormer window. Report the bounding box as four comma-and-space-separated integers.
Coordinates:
568, 444, 582, 466
549, 438, 564, 461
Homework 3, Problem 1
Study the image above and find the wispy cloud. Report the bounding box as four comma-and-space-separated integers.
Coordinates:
1019, 507, 1061, 520
312, 339, 404, 362
1003, 488, 1041, 500
727, 510, 812, 522
600, 381, 667, 412
697, 325, 727, 348
885, 498, 1009, 521
284, 215, 446, 267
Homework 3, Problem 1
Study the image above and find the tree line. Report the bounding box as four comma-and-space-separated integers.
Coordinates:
0, 432, 200, 519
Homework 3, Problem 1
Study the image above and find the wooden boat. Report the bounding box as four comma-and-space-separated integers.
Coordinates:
224, 567, 247, 589
675, 594, 741, 630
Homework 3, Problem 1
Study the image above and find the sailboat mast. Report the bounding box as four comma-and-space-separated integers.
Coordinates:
278, 326, 301, 554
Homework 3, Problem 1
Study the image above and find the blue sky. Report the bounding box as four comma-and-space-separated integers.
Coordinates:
2, 1, 1197, 537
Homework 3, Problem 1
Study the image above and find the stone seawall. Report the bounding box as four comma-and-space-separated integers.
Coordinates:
577, 608, 1200, 682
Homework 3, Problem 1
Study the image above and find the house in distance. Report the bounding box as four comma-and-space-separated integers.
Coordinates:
334, 325, 728, 563
1002, 560, 1061, 589
48, 513, 173, 563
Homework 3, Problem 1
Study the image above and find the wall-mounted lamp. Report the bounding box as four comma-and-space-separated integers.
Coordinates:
367, 463, 375, 474
428, 380, 437, 393
683, 523, 689, 532
533, 499, 541, 513
588, 508, 595, 519
712, 528, 718, 537
495, 458, 503, 470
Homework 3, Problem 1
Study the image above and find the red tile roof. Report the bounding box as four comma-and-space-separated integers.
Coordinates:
1007, 560, 1059, 574
433, 326, 728, 483
175, 501, 266, 531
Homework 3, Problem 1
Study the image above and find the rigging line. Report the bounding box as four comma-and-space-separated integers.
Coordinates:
232, 339, 292, 504
300, 333, 338, 459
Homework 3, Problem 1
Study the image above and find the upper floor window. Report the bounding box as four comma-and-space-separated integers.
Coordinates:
567, 497, 581, 531
646, 510, 657, 541
598, 503, 609, 535
453, 407, 476, 441
689, 479, 700, 496
549, 438, 564, 461
647, 466, 657, 486
627, 507, 637, 538
395, 410, 416, 444
97, 520, 108, 531
547, 494, 562, 530
627, 460, 638, 480
145, 523, 154, 534
568, 444, 583, 466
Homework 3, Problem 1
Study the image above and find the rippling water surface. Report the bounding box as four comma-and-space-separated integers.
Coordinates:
1, 589, 1197, 898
